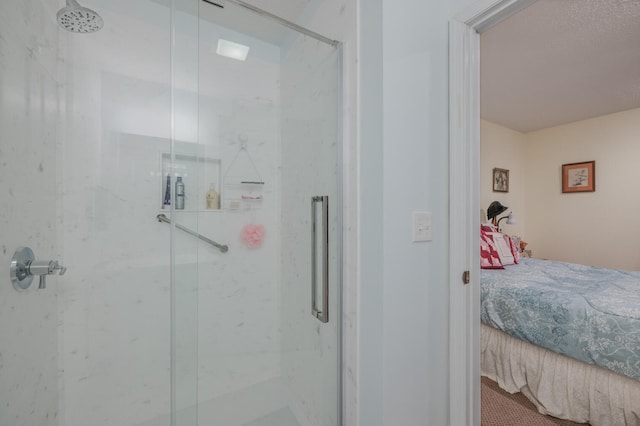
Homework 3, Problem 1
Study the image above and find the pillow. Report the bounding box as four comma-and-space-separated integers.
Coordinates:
486, 231, 515, 266
481, 224, 497, 233
510, 235, 521, 251
480, 230, 504, 269
505, 234, 520, 264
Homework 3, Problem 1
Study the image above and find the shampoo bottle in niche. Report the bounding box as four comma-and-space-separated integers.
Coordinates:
162, 174, 171, 208
206, 183, 220, 210
175, 176, 185, 210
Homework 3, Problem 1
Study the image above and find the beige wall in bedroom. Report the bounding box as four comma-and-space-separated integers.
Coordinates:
525, 107, 640, 270
482, 107, 640, 271
480, 120, 527, 239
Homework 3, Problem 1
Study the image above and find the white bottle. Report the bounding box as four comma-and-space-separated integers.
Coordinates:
206, 183, 220, 210
175, 176, 185, 210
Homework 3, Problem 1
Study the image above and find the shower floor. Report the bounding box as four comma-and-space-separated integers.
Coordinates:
242, 407, 300, 426
136, 377, 304, 426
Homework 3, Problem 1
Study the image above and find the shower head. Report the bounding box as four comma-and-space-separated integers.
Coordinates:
57, 0, 103, 33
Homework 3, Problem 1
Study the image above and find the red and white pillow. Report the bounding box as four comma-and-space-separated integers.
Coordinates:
487, 232, 515, 265
480, 229, 503, 269
480, 227, 520, 269
506, 235, 520, 264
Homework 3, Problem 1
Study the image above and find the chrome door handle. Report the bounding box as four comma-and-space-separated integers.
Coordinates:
311, 196, 329, 323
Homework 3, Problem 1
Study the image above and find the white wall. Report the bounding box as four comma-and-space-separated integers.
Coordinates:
526, 108, 640, 270
359, 0, 480, 424
0, 1, 61, 424
480, 120, 527, 238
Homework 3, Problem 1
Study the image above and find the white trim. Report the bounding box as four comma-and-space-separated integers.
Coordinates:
449, 19, 481, 426
454, 0, 538, 32
449, 1, 535, 425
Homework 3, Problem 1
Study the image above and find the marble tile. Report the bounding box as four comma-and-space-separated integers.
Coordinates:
0, 1, 61, 425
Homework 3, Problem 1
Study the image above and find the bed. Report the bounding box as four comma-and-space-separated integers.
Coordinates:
480, 257, 640, 426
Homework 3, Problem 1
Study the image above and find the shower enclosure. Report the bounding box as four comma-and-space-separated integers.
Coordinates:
0, 0, 342, 425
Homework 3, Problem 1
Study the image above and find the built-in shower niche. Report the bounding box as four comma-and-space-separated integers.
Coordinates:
159, 151, 221, 212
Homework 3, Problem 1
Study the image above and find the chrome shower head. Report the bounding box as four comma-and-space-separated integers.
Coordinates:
57, 0, 103, 33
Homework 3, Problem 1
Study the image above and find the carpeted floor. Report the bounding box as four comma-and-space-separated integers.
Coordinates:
481, 377, 588, 425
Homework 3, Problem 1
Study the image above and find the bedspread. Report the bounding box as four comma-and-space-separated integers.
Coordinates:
480, 258, 640, 380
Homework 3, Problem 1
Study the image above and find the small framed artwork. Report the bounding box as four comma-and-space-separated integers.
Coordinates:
562, 161, 595, 193
492, 168, 509, 193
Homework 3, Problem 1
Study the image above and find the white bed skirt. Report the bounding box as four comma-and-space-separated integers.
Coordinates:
481, 324, 640, 426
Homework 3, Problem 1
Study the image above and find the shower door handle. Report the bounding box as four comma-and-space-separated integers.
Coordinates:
311, 195, 329, 323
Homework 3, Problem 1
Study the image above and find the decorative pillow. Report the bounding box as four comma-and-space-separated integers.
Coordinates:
510, 235, 521, 251
486, 231, 515, 265
505, 234, 520, 264
480, 230, 504, 269
481, 224, 497, 233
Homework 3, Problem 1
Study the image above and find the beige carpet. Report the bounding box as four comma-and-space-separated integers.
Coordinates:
481, 377, 588, 425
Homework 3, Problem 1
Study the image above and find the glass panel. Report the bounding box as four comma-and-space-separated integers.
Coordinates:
60, 1, 173, 425
281, 35, 342, 426
195, 2, 342, 425
171, 0, 200, 425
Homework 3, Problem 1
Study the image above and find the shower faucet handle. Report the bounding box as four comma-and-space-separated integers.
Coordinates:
28, 260, 58, 276
56, 264, 67, 276
10, 247, 67, 291
29, 260, 66, 289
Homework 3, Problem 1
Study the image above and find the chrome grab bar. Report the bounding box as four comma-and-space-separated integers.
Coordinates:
311, 196, 329, 323
156, 214, 229, 253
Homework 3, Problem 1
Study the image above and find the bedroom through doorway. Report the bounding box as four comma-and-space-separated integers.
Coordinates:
450, 0, 640, 425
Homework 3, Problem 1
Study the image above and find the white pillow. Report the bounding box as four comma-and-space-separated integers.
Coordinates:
487, 232, 515, 265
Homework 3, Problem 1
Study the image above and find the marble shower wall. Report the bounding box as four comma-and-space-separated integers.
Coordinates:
0, 1, 62, 425
59, 2, 174, 425
196, 21, 283, 403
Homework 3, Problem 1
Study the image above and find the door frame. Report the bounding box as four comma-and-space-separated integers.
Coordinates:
448, 1, 537, 425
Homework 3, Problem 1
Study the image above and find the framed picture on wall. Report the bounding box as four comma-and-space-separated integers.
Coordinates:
562, 161, 595, 193
492, 168, 509, 193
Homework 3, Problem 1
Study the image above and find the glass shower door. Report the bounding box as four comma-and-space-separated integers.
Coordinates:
170, 1, 342, 424
280, 35, 343, 426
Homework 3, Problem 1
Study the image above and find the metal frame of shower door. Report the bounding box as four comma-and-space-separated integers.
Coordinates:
213, 0, 340, 47
335, 42, 345, 426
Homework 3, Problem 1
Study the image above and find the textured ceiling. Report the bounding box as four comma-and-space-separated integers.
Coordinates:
480, 0, 640, 133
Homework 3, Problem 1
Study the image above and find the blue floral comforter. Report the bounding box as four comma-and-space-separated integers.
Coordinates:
481, 258, 640, 380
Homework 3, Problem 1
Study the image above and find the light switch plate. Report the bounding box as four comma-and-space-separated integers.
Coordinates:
412, 211, 432, 242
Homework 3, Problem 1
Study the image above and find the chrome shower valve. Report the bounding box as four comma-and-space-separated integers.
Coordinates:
10, 247, 66, 291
